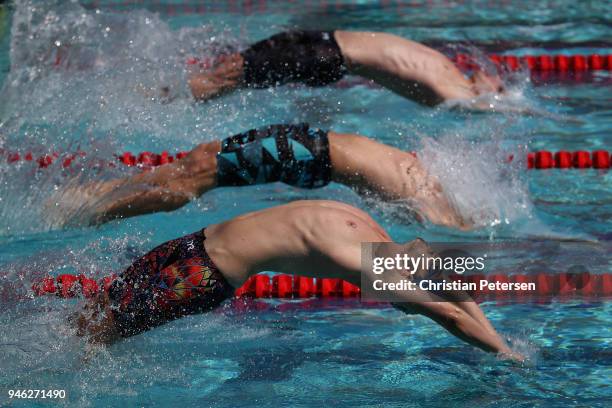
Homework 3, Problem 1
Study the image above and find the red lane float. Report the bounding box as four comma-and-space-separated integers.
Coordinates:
5, 149, 611, 170
32, 272, 612, 302
453, 53, 612, 72
526, 150, 611, 169
187, 53, 611, 74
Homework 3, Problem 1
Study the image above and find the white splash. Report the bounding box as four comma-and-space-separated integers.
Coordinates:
415, 126, 535, 234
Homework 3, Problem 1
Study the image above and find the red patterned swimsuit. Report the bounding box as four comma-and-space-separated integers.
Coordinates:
107, 229, 234, 337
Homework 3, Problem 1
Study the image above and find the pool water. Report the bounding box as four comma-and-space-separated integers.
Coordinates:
0, 1, 610, 407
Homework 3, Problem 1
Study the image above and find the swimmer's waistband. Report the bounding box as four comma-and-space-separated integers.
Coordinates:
216, 123, 332, 189
240, 30, 346, 87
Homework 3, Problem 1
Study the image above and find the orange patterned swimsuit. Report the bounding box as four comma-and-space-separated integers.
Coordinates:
107, 229, 234, 337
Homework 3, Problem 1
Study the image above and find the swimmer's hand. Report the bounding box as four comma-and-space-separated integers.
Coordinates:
70, 291, 120, 345
391, 156, 473, 231
446, 86, 583, 123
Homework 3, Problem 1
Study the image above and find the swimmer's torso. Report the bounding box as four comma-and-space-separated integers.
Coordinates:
204, 200, 391, 286
334, 31, 477, 104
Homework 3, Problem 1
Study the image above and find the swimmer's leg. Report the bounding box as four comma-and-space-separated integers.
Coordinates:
74, 140, 221, 224
92, 122, 331, 224
73, 228, 232, 342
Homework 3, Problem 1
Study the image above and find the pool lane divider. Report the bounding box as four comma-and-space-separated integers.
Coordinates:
31, 272, 612, 302
193, 53, 612, 74
4, 150, 611, 170
185, 53, 612, 74
189, 54, 612, 73
526, 150, 611, 169
453, 53, 612, 72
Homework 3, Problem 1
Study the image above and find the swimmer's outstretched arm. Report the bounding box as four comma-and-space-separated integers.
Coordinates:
392, 300, 515, 356
342, 31, 505, 108
328, 131, 469, 229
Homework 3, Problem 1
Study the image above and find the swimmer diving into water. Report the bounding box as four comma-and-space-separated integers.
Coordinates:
188, 30, 503, 107
72, 200, 521, 361
57, 123, 468, 229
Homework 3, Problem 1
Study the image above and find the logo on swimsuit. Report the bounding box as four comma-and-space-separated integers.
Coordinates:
186, 240, 195, 251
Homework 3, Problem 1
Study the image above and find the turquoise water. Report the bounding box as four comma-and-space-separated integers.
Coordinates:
0, 1, 611, 407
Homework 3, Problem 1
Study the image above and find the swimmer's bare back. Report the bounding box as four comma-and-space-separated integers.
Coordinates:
204, 200, 391, 287
76, 200, 519, 360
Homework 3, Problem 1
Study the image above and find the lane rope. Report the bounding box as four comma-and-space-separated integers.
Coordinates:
31, 272, 612, 302
4, 149, 611, 170
185, 53, 612, 73
453, 53, 612, 72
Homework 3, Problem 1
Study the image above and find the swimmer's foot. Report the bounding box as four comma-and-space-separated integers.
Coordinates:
158, 86, 178, 104
188, 74, 239, 101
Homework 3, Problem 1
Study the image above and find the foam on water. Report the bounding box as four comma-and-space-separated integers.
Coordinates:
417, 125, 533, 230
0, 230, 159, 393
415, 124, 600, 241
